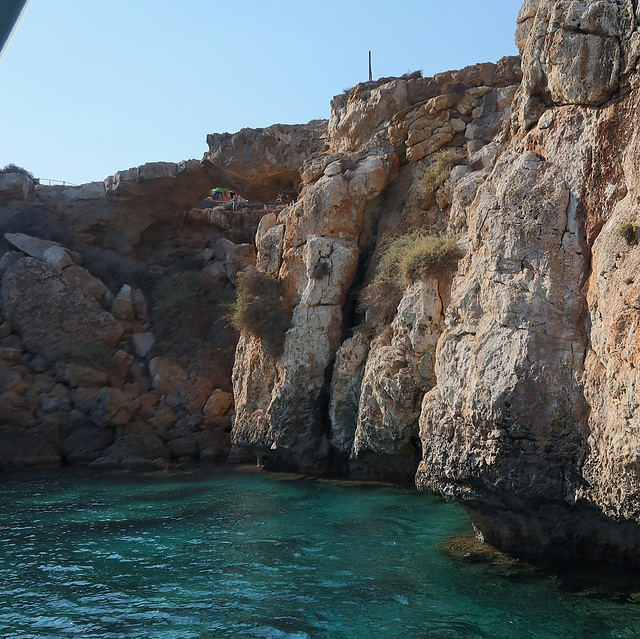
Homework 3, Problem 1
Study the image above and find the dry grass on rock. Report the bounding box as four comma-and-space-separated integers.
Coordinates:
359, 231, 459, 330
229, 267, 291, 356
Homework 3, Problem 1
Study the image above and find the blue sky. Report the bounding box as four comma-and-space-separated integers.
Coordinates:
0, 1, 522, 185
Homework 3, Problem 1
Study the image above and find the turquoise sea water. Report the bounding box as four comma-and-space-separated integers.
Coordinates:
1, 467, 640, 639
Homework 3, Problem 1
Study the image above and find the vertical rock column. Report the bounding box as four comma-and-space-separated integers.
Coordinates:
232, 153, 396, 471
416, 148, 591, 557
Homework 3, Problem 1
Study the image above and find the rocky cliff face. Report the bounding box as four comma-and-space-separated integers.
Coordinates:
230, 0, 640, 564
231, 58, 522, 477
0, 155, 298, 469
413, 0, 640, 565
203, 121, 328, 202
5, 0, 640, 567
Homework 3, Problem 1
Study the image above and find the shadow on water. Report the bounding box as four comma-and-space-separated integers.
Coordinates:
442, 531, 640, 604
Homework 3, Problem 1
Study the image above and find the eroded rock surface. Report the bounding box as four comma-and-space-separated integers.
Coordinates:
203, 121, 328, 202
228, 1, 640, 566
231, 58, 522, 473
7, 0, 640, 568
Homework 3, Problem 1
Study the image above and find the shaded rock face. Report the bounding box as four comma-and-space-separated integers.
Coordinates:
35, 161, 214, 263
3, 161, 280, 291
203, 121, 328, 202
0, 232, 237, 470
351, 279, 444, 482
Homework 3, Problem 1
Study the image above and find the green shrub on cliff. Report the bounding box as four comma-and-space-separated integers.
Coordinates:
375, 231, 459, 284
421, 148, 465, 202
230, 267, 291, 356
616, 219, 638, 245
359, 231, 459, 329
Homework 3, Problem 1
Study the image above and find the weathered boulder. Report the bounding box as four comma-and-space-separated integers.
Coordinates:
59, 363, 108, 388
61, 422, 115, 465
90, 387, 140, 427
204, 389, 233, 417
132, 332, 156, 358
212, 238, 256, 285
2, 258, 124, 352
111, 297, 134, 321
60, 264, 108, 302
149, 357, 189, 395
179, 376, 214, 414
43, 246, 75, 272
0, 173, 35, 201
92, 423, 170, 468
5, 233, 67, 260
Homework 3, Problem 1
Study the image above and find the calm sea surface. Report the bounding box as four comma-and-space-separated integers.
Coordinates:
1, 466, 640, 638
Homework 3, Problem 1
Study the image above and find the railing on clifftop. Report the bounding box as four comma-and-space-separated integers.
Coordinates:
37, 178, 79, 187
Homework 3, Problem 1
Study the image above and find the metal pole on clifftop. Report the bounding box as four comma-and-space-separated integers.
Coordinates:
368, 51, 373, 81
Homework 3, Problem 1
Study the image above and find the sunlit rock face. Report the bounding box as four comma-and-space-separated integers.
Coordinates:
414, 0, 640, 561
229, 0, 640, 565
230, 58, 522, 473
513, 0, 640, 126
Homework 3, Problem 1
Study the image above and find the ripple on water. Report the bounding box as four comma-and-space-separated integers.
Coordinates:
1, 467, 640, 638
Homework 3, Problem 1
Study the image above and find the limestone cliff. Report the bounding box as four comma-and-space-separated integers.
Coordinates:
5, 0, 640, 567
230, 0, 640, 565
231, 59, 522, 478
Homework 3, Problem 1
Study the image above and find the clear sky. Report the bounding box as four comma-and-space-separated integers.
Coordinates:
0, 1, 522, 186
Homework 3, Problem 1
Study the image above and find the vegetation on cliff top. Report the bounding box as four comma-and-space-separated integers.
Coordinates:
1, 164, 35, 180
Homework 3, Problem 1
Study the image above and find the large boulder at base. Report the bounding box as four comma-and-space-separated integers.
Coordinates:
1, 257, 124, 352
